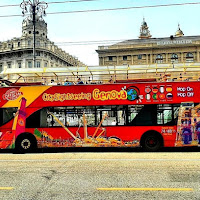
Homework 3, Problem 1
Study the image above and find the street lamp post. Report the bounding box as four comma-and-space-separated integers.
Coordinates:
20, 0, 48, 68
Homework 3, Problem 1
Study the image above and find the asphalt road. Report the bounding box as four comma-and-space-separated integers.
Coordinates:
0, 148, 200, 200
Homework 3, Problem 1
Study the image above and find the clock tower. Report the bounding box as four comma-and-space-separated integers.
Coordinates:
139, 18, 152, 39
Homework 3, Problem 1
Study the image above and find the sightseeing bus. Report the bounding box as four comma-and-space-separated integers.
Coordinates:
0, 81, 200, 153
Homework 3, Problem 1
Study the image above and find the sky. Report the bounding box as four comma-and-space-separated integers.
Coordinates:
0, 0, 199, 66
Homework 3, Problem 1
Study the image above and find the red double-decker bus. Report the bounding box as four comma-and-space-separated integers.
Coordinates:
0, 81, 200, 152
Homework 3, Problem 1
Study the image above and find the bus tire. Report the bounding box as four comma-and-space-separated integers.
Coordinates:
15, 133, 37, 153
140, 131, 163, 152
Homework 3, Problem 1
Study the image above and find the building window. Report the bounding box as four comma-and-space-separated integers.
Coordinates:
36, 40, 40, 47
44, 62, 48, 67
108, 56, 113, 61
7, 62, 11, 68
123, 56, 127, 61
171, 53, 178, 63
28, 51, 32, 56
18, 42, 20, 47
18, 62, 22, 68
156, 54, 163, 63
186, 52, 194, 62
28, 61, 32, 68
36, 51, 40, 56
36, 61, 40, 68
138, 55, 142, 59
28, 40, 31, 46
0, 64, 3, 72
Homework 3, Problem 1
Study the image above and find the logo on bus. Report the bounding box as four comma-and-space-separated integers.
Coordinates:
126, 86, 140, 101
3, 89, 23, 101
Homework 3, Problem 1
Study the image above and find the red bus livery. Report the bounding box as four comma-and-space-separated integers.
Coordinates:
0, 81, 200, 152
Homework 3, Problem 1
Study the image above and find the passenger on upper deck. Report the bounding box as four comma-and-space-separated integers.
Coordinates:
0, 81, 8, 87
48, 79, 57, 85
64, 79, 73, 86
108, 76, 114, 84
77, 77, 84, 84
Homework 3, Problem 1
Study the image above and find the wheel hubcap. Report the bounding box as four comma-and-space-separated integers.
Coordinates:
21, 139, 31, 149
147, 137, 157, 147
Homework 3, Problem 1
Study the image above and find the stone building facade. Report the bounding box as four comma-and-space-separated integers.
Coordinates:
0, 13, 85, 82
96, 19, 199, 67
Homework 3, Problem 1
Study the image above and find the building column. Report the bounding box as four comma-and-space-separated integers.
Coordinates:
41, 58, 44, 68
23, 58, 27, 68
102, 57, 105, 66
48, 57, 51, 68
116, 56, 119, 65
150, 54, 153, 64
197, 49, 200, 62
166, 53, 168, 63
131, 55, 134, 65
181, 53, 184, 62
13, 59, 17, 69
146, 54, 148, 64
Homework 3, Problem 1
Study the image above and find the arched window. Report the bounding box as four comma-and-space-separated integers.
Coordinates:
186, 52, 194, 62
156, 54, 163, 64
171, 53, 178, 63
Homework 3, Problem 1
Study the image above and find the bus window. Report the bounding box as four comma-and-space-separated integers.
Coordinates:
26, 108, 48, 128
64, 106, 96, 127
47, 106, 96, 127
117, 105, 127, 125
46, 107, 80, 127
0, 107, 17, 126
83, 106, 96, 126
97, 106, 117, 126
128, 105, 157, 126
48, 107, 67, 127
157, 104, 180, 125
157, 104, 173, 125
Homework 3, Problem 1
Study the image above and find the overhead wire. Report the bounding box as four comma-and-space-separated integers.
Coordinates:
0, 39, 125, 48
0, 1, 200, 17
46, 2, 200, 15
0, 0, 104, 8
47, 0, 102, 4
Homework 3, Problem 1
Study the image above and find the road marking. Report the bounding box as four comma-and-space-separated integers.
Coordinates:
0, 187, 13, 190
97, 188, 194, 191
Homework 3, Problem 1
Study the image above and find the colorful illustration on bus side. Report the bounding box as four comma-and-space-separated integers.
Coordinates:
0, 97, 26, 149
175, 102, 200, 147
33, 112, 140, 148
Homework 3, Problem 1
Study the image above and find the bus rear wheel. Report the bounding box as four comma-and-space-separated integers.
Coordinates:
15, 133, 37, 153
141, 132, 163, 152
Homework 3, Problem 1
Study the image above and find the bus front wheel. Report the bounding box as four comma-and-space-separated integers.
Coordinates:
141, 131, 163, 152
15, 133, 37, 153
